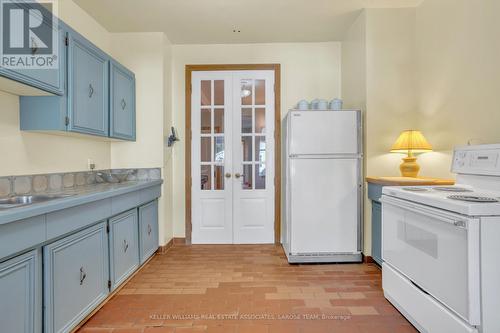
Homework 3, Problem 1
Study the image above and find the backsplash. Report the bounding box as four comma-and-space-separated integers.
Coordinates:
0, 168, 161, 197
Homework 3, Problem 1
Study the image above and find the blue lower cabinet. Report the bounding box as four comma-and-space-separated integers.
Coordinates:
138, 200, 159, 264
371, 202, 382, 265
109, 210, 139, 290
0, 249, 42, 333
368, 183, 384, 266
43, 222, 109, 333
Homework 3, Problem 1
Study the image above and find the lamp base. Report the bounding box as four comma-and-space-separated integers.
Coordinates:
400, 156, 420, 178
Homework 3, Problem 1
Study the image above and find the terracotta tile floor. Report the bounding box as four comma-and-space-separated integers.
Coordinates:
77, 245, 417, 333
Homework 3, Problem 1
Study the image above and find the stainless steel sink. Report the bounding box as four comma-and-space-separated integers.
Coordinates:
0, 194, 75, 209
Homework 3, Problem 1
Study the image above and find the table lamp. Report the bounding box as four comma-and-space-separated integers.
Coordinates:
390, 130, 432, 177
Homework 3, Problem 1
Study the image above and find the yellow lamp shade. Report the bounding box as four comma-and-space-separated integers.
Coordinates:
390, 130, 432, 154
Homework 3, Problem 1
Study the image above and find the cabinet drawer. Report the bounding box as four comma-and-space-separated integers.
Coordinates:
383, 263, 477, 333
44, 222, 109, 333
139, 200, 159, 264
0, 249, 42, 333
367, 183, 384, 202
109, 210, 139, 290
0, 215, 45, 261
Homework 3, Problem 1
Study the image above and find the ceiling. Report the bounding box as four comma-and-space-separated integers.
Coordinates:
74, 0, 423, 44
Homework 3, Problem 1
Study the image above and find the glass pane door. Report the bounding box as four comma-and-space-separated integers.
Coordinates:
240, 79, 267, 190
191, 72, 233, 244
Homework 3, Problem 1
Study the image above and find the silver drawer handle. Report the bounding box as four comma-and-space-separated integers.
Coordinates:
147, 224, 152, 236
123, 239, 129, 253
121, 98, 126, 110
79, 267, 87, 285
89, 84, 94, 98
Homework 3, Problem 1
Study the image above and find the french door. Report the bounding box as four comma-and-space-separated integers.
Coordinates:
191, 70, 275, 244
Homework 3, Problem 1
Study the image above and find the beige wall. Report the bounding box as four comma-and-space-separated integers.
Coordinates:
0, 0, 173, 245
170, 42, 342, 237
342, 12, 367, 112
342, 8, 418, 254
343, 0, 500, 255
0, 0, 112, 177
163, 36, 175, 242
109, 32, 171, 245
416, 0, 500, 178
109, 33, 165, 169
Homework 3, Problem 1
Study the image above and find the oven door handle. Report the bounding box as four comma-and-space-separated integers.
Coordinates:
381, 195, 469, 229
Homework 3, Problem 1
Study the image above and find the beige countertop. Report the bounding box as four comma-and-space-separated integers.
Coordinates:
366, 176, 455, 186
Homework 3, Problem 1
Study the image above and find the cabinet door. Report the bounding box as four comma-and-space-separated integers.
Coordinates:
110, 61, 136, 140
0, 249, 41, 333
67, 32, 109, 137
109, 210, 139, 290
44, 222, 109, 333
138, 200, 159, 264
371, 201, 382, 265
0, 4, 64, 95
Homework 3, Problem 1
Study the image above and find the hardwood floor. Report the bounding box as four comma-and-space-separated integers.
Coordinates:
77, 245, 417, 333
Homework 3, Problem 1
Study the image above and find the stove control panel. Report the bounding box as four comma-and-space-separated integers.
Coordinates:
452, 145, 500, 176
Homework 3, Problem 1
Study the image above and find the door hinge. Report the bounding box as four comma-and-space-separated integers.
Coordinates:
65, 37, 69, 46
107, 280, 111, 290
64, 116, 69, 126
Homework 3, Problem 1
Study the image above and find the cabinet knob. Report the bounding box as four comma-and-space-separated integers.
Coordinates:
79, 267, 87, 285
234, 173, 241, 179
121, 99, 127, 110
123, 239, 129, 253
225, 173, 232, 178
30, 37, 38, 55
89, 84, 94, 98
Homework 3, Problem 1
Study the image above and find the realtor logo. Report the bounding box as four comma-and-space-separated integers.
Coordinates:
1, 0, 58, 69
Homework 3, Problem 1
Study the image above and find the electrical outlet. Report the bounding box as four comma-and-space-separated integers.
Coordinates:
87, 159, 96, 170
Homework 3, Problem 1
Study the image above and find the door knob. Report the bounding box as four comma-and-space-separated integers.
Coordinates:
234, 173, 241, 179
225, 173, 232, 178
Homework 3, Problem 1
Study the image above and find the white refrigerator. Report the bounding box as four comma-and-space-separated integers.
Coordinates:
282, 110, 363, 263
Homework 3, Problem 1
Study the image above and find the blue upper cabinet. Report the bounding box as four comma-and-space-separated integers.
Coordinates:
67, 32, 109, 137
17, 14, 136, 141
0, 3, 64, 96
110, 61, 136, 141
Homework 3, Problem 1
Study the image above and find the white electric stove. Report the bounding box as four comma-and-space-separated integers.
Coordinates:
380, 144, 500, 333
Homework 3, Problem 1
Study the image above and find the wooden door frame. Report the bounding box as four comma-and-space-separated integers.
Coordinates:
185, 64, 281, 244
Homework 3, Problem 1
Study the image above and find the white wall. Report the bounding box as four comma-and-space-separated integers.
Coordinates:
171, 42, 342, 237
416, 0, 500, 178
